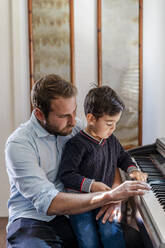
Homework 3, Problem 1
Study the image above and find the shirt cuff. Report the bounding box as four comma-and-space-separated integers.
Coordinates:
127, 165, 140, 174
80, 178, 94, 193
34, 188, 59, 215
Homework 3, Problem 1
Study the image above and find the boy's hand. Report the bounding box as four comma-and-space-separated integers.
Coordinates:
90, 181, 111, 192
129, 170, 148, 182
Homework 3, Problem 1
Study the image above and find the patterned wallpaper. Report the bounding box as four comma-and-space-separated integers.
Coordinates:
32, 0, 70, 81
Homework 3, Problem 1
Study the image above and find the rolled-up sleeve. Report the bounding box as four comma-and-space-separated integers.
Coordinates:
6, 140, 59, 215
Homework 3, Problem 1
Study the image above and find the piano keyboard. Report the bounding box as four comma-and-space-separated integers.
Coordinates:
134, 156, 165, 211
133, 156, 165, 248
128, 140, 165, 248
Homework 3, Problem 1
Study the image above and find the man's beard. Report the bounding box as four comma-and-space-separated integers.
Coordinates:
43, 121, 74, 136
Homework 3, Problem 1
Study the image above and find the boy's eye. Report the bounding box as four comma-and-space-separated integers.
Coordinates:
107, 123, 113, 126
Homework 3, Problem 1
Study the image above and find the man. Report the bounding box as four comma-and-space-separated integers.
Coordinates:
5, 74, 149, 248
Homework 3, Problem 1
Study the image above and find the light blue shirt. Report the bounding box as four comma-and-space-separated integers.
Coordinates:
5, 111, 83, 229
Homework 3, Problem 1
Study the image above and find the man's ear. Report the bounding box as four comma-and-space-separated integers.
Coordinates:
35, 108, 46, 123
86, 113, 96, 125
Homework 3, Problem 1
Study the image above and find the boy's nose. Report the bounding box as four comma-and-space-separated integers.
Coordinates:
111, 124, 116, 131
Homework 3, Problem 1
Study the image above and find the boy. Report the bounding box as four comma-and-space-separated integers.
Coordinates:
59, 86, 147, 248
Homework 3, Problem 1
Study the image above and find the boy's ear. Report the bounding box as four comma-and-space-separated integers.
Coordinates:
35, 108, 46, 123
86, 113, 96, 125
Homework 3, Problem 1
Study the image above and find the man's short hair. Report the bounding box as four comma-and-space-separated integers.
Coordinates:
84, 85, 125, 119
31, 74, 77, 118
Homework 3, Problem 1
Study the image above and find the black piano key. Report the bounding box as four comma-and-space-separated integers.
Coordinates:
153, 188, 165, 192
141, 170, 161, 174
153, 191, 165, 195
148, 176, 164, 180
158, 200, 165, 206
141, 168, 161, 172
153, 185, 165, 189
150, 186, 165, 190
152, 154, 165, 163
136, 160, 152, 164
138, 164, 153, 167
151, 182, 165, 186
148, 180, 165, 185
141, 167, 161, 172
154, 185, 165, 189
148, 174, 163, 177
155, 193, 165, 198
130, 152, 165, 215
158, 196, 165, 202
153, 190, 165, 194
144, 172, 162, 177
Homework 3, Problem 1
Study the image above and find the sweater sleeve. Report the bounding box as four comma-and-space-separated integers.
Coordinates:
115, 137, 138, 173
59, 138, 93, 192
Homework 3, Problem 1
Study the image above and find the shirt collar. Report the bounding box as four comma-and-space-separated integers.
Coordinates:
80, 130, 106, 145
30, 110, 54, 138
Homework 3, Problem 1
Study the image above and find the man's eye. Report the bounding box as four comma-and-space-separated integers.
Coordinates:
58, 115, 68, 118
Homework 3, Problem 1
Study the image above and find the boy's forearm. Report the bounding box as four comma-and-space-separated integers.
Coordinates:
112, 168, 122, 189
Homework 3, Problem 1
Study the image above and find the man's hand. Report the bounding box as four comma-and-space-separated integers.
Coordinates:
90, 181, 111, 192
129, 170, 148, 182
96, 202, 121, 224
104, 180, 150, 203
95, 168, 122, 223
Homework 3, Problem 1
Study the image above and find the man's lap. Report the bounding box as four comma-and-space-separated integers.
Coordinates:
7, 216, 78, 248
6, 215, 145, 248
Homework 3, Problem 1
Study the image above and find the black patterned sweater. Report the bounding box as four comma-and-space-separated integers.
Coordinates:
59, 130, 137, 193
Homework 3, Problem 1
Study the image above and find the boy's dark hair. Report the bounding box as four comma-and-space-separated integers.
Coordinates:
84, 85, 125, 119
31, 74, 77, 118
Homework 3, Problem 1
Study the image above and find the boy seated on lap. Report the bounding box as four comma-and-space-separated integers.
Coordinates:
59, 85, 147, 248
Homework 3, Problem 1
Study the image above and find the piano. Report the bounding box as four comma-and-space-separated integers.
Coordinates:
127, 138, 165, 248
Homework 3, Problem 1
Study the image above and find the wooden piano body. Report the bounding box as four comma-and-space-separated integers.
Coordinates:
127, 138, 165, 248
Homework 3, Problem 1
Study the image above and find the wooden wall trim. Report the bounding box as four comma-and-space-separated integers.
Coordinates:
28, 0, 34, 91
97, 0, 102, 86
69, 0, 75, 85
139, 0, 143, 146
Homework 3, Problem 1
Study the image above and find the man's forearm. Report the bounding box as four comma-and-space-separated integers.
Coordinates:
47, 191, 109, 216
47, 180, 150, 216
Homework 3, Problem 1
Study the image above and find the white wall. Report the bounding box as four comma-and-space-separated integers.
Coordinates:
143, 0, 165, 144
0, 0, 165, 216
74, 0, 97, 123
11, 0, 31, 127
0, 0, 30, 216
0, 0, 13, 217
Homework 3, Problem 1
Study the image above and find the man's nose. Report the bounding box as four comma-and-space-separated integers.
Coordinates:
68, 114, 76, 126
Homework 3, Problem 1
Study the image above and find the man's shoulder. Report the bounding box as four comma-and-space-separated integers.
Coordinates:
6, 119, 35, 145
